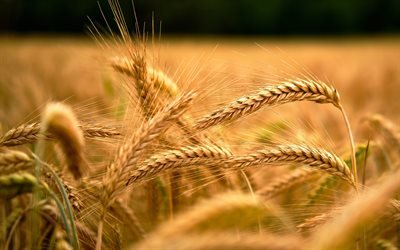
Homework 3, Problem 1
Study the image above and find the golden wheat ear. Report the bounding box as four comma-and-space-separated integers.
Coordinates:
194, 79, 340, 130
42, 103, 87, 180
228, 144, 356, 189
0, 149, 33, 175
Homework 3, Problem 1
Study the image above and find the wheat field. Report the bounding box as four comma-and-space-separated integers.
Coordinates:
0, 5, 400, 250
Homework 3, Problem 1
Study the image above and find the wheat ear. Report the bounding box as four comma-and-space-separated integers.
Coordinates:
42, 103, 86, 180
101, 92, 194, 206
127, 144, 231, 185
0, 172, 39, 199
0, 122, 120, 147
229, 144, 356, 188
96, 93, 194, 250
297, 212, 335, 233
256, 168, 320, 199
0, 150, 33, 175
194, 79, 340, 130
193, 79, 358, 185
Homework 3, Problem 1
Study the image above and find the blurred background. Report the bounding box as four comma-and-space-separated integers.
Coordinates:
1, 0, 399, 35
0, 0, 399, 134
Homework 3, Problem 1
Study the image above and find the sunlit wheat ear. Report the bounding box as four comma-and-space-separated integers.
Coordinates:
111, 56, 179, 98
256, 168, 320, 200
101, 92, 195, 207
127, 144, 231, 185
42, 103, 86, 180
0, 122, 120, 147
0, 122, 46, 147
194, 79, 340, 130
0, 150, 33, 175
308, 166, 400, 250
95, 93, 194, 250
136, 232, 304, 250
0, 172, 39, 199
229, 144, 356, 189
297, 211, 336, 233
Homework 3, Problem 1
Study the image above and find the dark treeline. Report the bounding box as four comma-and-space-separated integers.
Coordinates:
1, 0, 399, 34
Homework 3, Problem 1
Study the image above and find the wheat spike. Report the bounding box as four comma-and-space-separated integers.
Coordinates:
256, 168, 320, 199
194, 79, 340, 130
0, 122, 120, 147
229, 144, 356, 188
101, 92, 194, 207
42, 103, 86, 180
127, 144, 231, 185
111, 56, 179, 98
297, 212, 335, 233
0, 150, 33, 175
0, 172, 38, 199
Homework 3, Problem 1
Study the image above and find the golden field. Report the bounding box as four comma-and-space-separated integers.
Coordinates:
0, 34, 400, 249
